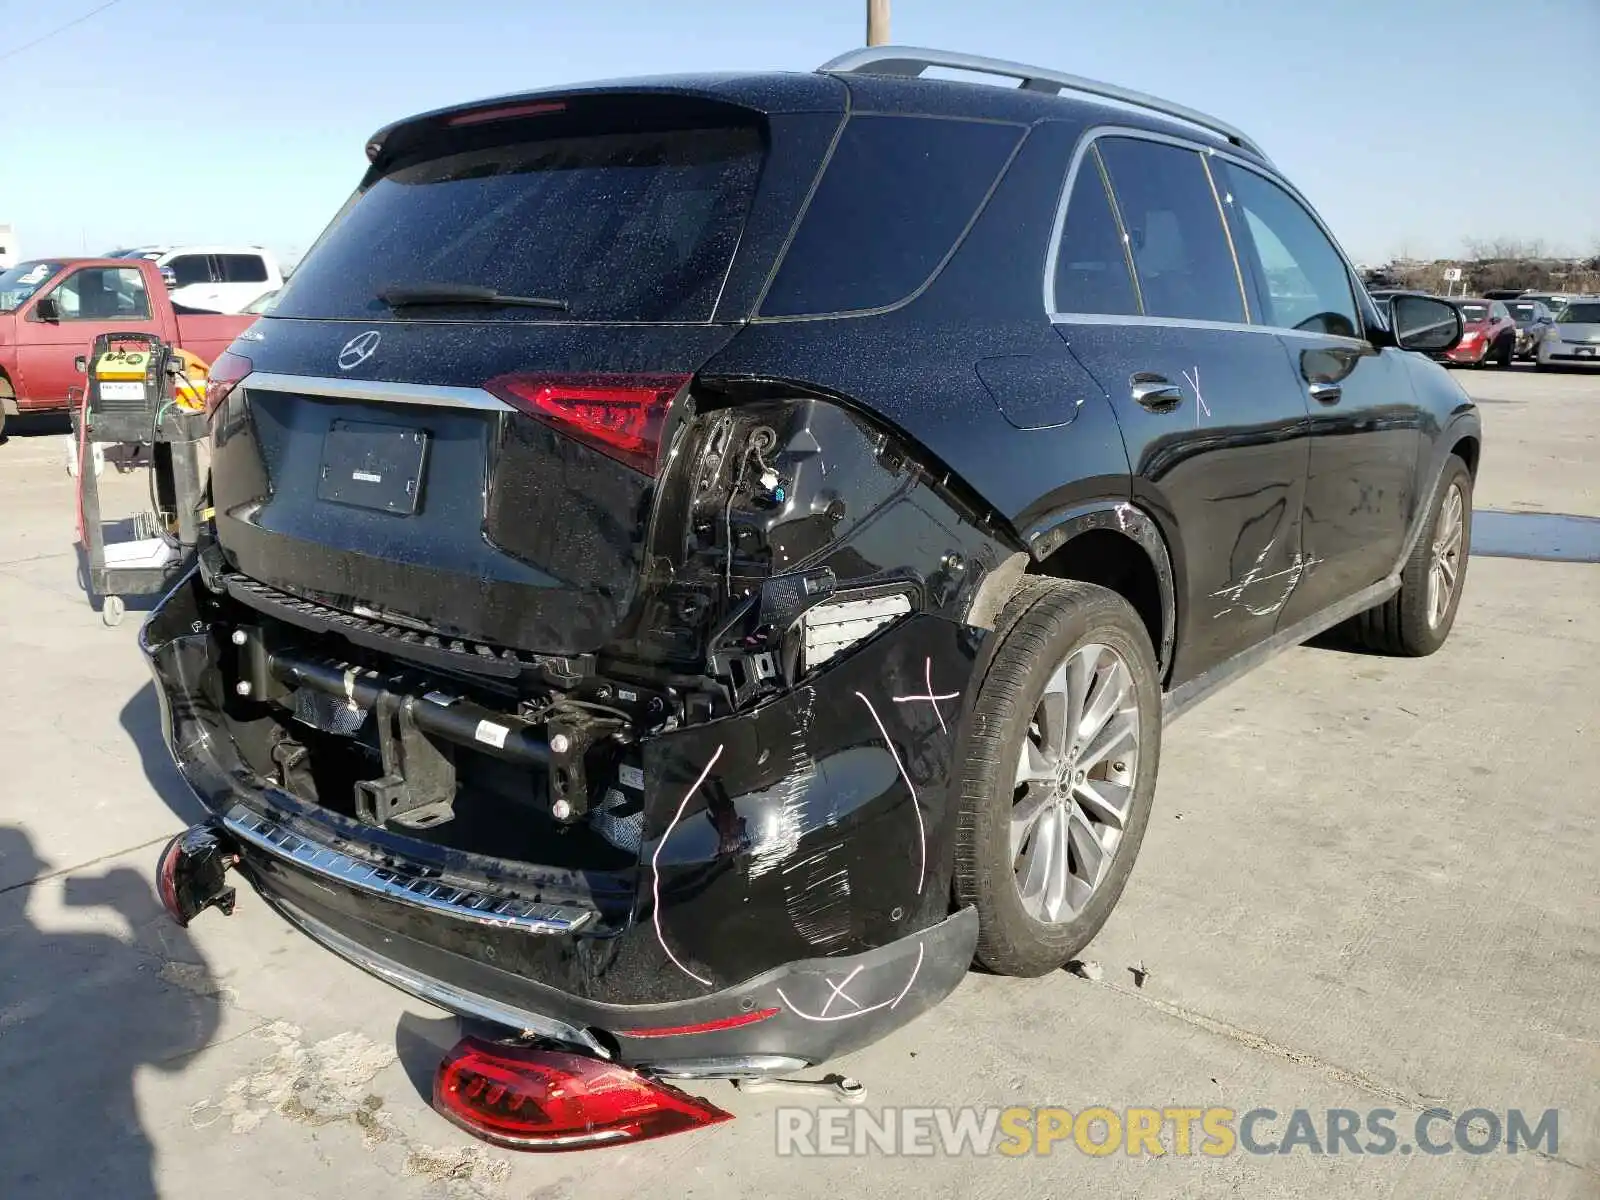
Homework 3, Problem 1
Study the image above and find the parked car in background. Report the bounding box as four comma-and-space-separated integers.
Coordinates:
0, 257, 255, 436
106, 245, 282, 314
1481, 288, 1527, 300
143, 45, 1479, 1144
1506, 298, 1557, 359
1441, 298, 1516, 367
1537, 298, 1600, 370
1521, 292, 1573, 313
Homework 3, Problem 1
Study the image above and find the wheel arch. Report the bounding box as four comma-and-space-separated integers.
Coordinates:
1023, 501, 1176, 681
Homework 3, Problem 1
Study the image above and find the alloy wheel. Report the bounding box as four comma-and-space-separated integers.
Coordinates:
1010, 643, 1140, 923
1427, 483, 1465, 628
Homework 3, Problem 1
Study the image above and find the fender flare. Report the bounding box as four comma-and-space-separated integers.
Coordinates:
1020, 499, 1177, 678
1395, 408, 1482, 575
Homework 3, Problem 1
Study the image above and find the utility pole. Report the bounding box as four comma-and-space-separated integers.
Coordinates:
867, 0, 890, 45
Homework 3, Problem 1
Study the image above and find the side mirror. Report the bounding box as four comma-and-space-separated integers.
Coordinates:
73, 355, 87, 373
34, 296, 61, 322
1390, 295, 1462, 353
159, 265, 178, 289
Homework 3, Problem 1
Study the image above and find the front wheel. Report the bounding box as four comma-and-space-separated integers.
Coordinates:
952, 578, 1162, 977
1347, 457, 1472, 656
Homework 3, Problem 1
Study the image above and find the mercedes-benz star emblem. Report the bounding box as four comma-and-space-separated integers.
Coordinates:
337, 330, 382, 371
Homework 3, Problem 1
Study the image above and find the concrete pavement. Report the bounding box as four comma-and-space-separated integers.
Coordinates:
1, 364, 1595, 1198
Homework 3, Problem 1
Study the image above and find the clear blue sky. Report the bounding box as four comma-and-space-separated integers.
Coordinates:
2, 0, 1595, 266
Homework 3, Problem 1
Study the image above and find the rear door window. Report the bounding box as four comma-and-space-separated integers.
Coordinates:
168, 254, 215, 287
1214, 162, 1359, 338
760, 115, 1022, 317
1050, 144, 1141, 316
273, 125, 763, 323
1096, 137, 1246, 324
219, 253, 270, 283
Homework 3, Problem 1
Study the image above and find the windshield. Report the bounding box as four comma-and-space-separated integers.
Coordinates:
1556, 302, 1600, 323
0, 260, 64, 313
1456, 303, 1488, 322
274, 124, 763, 323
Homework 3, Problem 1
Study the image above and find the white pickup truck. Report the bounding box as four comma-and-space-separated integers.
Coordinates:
106, 245, 282, 314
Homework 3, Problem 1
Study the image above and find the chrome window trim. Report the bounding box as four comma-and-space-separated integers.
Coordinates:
242, 371, 513, 412
1046, 311, 1371, 348
1044, 124, 1374, 350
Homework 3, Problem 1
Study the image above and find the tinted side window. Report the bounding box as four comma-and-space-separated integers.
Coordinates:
52, 268, 152, 321
219, 254, 269, 283
1051, 146, 1140, 316
1096, 137, 1244, 323
1217, 164, 1357, 338
168, 254, 214, 286
761, 115, 1022, 316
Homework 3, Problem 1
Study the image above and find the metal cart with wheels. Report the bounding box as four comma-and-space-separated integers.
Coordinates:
71, 332, 209, 626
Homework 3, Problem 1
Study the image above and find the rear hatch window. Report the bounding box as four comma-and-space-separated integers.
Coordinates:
272, 125, 763, 324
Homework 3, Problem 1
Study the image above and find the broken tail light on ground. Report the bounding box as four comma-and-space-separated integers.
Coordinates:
434, 1037, 732, 1150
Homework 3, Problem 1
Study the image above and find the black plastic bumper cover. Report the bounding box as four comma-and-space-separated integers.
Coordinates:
141, 570, 985, 1068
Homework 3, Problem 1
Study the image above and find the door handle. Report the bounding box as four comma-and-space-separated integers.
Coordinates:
1129, 373, 1183, 412
1309, 383, 1342, 405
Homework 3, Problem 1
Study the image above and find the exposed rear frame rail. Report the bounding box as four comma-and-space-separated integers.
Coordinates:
819, 46, 1270, 163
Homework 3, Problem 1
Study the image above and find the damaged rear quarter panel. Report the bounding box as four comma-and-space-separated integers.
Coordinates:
638, 613, 982, 999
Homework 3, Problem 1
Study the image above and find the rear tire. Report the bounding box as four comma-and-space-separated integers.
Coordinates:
952, 577, 1162, 977
1347, 457, 1472, 656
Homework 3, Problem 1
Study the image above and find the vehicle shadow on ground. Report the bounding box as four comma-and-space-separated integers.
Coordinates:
0, 826, 223, 1197
0, 412, 72, 444
121, 682, 210, 826
394, 1009, 470, 1109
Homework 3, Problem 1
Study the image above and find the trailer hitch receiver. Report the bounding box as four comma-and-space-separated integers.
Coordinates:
156, 825, 239, 927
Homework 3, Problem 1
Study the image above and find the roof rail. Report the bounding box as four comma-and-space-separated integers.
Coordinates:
819, 45, 1269, 162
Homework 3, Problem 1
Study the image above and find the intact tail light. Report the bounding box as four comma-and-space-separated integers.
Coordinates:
434, 1037, 731, 1150
204, 350, 253, 416
486, 374, 690, 476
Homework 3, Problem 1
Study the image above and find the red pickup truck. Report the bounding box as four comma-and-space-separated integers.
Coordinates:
0, 257, 255, 437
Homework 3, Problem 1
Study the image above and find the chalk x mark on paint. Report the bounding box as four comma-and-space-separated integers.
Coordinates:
893, 657, 959, 736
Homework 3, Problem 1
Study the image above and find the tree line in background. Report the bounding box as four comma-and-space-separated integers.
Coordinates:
1364, 239, 1600, 296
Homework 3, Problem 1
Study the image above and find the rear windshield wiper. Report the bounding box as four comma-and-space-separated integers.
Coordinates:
378, 284, 569, 311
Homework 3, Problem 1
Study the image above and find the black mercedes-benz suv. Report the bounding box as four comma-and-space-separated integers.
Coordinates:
147, 46, 1479, 1100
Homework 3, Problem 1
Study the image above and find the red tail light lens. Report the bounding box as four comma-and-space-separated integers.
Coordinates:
204, 350, 253, 416
434, 1037, 731, 1151
486, 373, 689, 476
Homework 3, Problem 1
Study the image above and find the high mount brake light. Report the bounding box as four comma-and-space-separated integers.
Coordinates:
204, 350, 253, 416
433, 1037, 731, 1151
448, 101, 568, 127
486, 374, 689, 476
